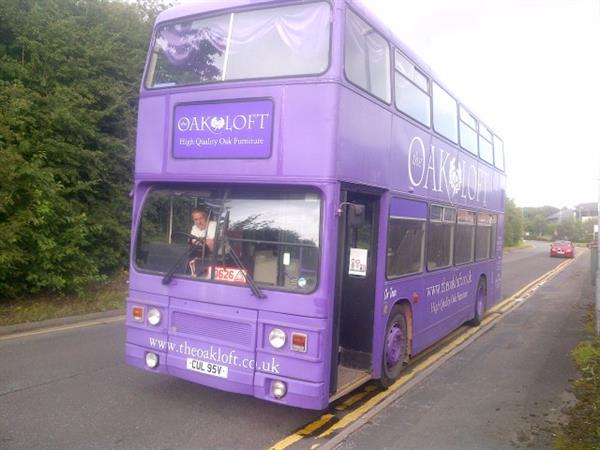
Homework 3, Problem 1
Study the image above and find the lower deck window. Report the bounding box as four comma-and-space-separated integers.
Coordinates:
386, 218, 425, 278
427, 205, 456, 270
476, 213, 497, 261
454, 210, 476, 265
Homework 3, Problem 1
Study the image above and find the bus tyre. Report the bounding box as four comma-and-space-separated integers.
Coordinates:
468, 278, 487, 326
380, 306, 409, 388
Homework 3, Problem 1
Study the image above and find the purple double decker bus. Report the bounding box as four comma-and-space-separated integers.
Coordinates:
126, 0, 506, 410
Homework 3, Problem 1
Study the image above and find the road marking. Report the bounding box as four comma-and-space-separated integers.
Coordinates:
0, 315, 125, 342
269, 414, 335, 450
269, 253, 581, 450
491, 255, 577, 316
335, 385, 377, 411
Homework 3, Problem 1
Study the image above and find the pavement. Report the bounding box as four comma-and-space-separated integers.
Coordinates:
334, 249, 593, 450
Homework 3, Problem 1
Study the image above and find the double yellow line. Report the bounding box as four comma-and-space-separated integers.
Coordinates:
270, 254, 579, 450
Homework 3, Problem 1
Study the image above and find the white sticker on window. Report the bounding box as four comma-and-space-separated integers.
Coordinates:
283, 252, 291, 266
348, 248, 368, 276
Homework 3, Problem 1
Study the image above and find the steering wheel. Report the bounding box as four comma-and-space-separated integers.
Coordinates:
171, 231, 205, 246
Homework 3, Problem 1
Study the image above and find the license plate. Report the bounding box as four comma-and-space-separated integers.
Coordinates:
186, 358, 229, 378
214, 266, 247, 284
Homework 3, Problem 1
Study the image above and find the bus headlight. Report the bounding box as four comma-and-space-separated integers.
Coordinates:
269, 328, 286, 349
145, 352, 159, 368
271, 380, 287, 399
147, 308, 161, 326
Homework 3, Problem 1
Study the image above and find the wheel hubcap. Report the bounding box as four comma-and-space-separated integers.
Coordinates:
477, 286, 485, 317
386, 323, 404, 368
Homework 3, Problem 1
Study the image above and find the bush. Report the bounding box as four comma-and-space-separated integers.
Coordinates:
0, 0, 156, 297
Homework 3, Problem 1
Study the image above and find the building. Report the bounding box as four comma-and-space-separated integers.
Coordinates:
575, 202, 599, 222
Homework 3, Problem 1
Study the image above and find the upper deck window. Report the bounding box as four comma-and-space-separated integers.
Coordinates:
459, 106, 478, 155
344, 9, 391, 103
146, 2, 331, 88
394, 50, 430, 126
479, 124, 494, 165
432, 83, 458, 143
493, 135, 505, 171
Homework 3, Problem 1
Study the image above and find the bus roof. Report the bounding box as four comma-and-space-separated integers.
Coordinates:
156, 0, 287, 24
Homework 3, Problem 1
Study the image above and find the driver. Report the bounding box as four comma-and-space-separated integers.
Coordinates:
189, 209, 216, 276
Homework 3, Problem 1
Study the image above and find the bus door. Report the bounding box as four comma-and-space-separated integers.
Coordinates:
331, 188, 380, 396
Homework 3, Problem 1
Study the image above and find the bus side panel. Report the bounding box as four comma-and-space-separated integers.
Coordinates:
410, 267, 474, 354
279, 84, 338, 178
336, 87, 392, 186
135, 95, 167, 175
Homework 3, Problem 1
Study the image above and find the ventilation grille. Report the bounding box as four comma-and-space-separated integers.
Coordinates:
172, 311, 253, 346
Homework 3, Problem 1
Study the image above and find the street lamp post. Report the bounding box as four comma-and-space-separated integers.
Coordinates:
597, 177, 600, 336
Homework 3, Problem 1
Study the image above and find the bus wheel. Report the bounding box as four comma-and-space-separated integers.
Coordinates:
380, 307, 409, 388
468, 278, 487, 326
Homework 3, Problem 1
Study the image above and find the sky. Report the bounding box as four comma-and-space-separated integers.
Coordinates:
173, 0, 600, 208
361, 0, 600, 208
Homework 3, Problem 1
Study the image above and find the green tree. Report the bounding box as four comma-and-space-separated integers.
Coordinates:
504, 197, 523, 247
0, 0, 165, 297
523, 205, 558, 240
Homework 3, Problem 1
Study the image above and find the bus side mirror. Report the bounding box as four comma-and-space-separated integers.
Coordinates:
347, 204, 366, 228
336, 202, 366, 227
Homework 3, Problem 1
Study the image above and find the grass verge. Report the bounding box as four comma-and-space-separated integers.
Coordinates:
0, 271, 127, 327
554, 306, 600, 449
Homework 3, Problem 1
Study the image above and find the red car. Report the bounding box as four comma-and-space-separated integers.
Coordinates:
550, 240, 575, 258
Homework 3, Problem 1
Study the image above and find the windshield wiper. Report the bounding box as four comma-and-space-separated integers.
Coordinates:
161, 231, 207, 285
217, 210, 266, 299
161, 243, 195, 285
225, 242, 266, 299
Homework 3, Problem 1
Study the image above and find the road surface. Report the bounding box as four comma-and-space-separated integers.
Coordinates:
0, 242, 589, 449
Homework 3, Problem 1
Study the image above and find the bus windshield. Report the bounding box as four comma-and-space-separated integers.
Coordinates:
146, 2, 331, 89
135, 186, 321, 293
